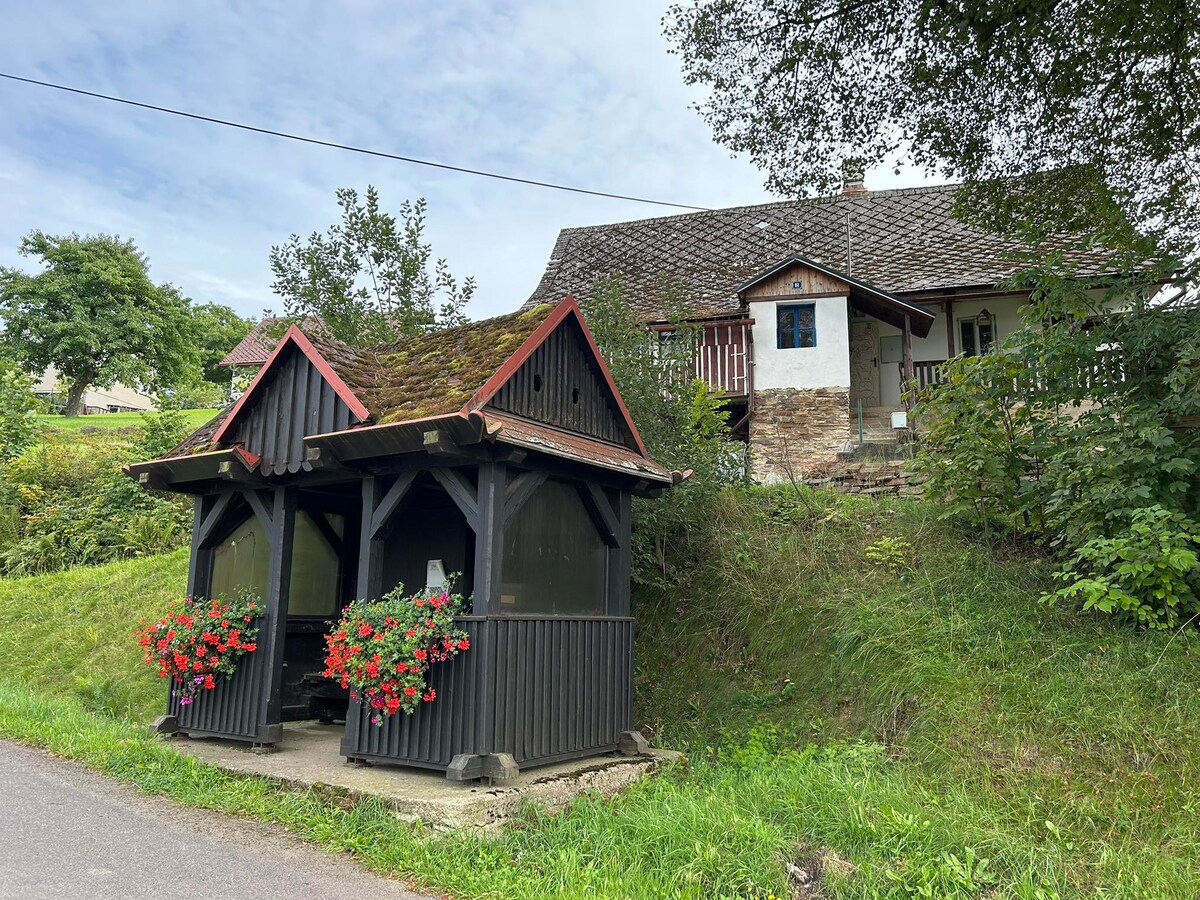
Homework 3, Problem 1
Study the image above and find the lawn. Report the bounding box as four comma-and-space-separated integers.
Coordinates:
38, 408, 220, 433
1, 486, 1198, 897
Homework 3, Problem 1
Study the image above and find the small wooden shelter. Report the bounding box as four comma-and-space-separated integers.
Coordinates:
128, 298, 676, 780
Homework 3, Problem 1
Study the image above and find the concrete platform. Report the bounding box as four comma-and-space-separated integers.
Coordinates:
172, 722, 680, 830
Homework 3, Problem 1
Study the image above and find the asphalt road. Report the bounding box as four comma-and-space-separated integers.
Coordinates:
0, 741, 434, 900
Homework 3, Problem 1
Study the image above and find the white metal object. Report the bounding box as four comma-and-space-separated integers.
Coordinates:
891, 410, 908, 430
425, 559, 447, 590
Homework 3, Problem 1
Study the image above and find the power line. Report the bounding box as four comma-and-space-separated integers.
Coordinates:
0, 71, 710, 212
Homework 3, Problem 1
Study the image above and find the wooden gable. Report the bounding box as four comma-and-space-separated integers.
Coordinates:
214, 327, 369, 476
741, 259, 850, 300
485, 313, 638, 451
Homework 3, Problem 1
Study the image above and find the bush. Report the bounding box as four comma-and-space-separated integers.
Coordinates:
0, 359, 39, 459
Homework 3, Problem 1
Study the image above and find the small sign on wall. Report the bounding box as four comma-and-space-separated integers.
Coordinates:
879, 335, 903, 364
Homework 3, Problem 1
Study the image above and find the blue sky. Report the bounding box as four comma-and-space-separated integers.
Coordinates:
0, 1, 940, 320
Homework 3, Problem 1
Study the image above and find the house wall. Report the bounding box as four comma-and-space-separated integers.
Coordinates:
872, 294, 1027, 407
33, 365, 156, 413
746, 284, 852, 480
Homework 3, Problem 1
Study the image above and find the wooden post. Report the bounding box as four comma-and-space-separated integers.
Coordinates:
357, 476, 384, 602
186, 495, 214, 601
472, 462, 506, 616
256, 485, 297, 745
606, 489, 633, 618
945, 300, 956, 358
902, 314, 915, 398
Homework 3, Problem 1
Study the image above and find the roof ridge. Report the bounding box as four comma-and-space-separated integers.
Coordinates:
554, 181, 964, 235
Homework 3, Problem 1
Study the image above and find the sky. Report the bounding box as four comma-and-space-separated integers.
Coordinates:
0, 1, 940, 322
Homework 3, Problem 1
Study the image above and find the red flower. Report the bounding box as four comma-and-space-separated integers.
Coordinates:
403, 686, 418, 696
413, 648, 427, 661
358, 622, 373, 637
457, 639, 470, 650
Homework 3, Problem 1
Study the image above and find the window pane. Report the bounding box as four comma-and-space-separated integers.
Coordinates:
500, 479, 607, 615
288, 511, 343, 616
979, 321, 994, 352
798, 328, 816, 348
778, 305, 815, 350
210, 514, 269, 601
960, 320, 977, 356
796, 307, 815, 330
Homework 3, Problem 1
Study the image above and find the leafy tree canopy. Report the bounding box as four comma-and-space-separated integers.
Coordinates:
190, 302, 254, 386
664, 0, 1200, 263
0, 232, 198, 416
269, 187, 474, 347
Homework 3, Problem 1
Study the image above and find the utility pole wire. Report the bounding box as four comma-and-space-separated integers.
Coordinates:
0, 71, 710, 212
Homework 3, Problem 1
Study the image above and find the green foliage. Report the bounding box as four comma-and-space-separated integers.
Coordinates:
663, 1, 1200, 266
913, 253, 1200, 625
863, 536, 911, 575
269, 187, 473, 347
0, 410, 193, 576
0, 358, 39, 458
580, 279, 744, 583
0, 232, 199, 416
189, 301, 254, 386
1046, 506, 1200, 627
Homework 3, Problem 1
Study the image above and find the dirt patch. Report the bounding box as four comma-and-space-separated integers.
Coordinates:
786, 847, 855, 898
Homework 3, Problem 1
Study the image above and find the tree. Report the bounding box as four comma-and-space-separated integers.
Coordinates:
664, 0, 1200, 264
0, 233, 198, 417
0, 358, 39, 459
269, 187, 474, 347
190, 302, 254, 387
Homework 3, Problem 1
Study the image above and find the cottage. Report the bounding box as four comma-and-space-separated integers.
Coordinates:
127, 298, 675, 781
522, 179, 1121, 479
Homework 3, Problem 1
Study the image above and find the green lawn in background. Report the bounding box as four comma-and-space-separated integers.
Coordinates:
37, 408, 220, 433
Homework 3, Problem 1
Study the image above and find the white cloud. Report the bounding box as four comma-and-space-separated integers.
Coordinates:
0, 1, 940, 321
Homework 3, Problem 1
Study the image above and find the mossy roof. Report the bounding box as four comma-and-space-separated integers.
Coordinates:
166, 304, 558, 457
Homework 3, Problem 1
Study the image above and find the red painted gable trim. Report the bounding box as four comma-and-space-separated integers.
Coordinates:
212, 325, 370, 446
464, 296, 651, 459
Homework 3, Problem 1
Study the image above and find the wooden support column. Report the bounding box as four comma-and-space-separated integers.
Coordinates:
256, 485, 297, 745
471, 462, 506, 616
945, 299, 956, 357
357, 476, 384, 603
606, 489, 633, 618
186, 494, 215, 600
901, 314, 915, 399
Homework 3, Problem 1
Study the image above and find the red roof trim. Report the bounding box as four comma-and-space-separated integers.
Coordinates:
464, 296, 651, 459
212, 325, 370, 446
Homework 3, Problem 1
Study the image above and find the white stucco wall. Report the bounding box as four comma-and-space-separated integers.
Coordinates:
748, 295, 851, 390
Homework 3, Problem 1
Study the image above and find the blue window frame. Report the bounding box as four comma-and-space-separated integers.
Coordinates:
777, 303, 816, 349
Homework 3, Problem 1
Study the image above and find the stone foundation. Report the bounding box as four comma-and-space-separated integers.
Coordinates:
800, 461, 928, 497
749, 388, 851, 481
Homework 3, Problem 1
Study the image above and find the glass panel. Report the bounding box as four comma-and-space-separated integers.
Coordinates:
500, 479, 607, 615
288, 511, 343, 616
796, 307, 815, 330
209, 514, 269, 601
777, 308, 796, 349
960, 320, 977, 356
978, 320, 994, 353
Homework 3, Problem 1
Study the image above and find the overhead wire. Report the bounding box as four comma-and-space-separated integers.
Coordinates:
0, 71, 710, 212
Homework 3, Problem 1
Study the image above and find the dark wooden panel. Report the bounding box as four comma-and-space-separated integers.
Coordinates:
489, 318, 634, 449
344, 616, 633, 771
173, 620, 269, 740
232, 349, 358, 476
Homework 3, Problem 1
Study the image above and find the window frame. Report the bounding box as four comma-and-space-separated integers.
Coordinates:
776, 303, 817, 350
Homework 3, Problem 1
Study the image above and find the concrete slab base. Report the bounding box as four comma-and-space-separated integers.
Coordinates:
172, 722, 680, 831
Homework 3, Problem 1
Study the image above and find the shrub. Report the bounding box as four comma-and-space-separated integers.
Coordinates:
0, 359, 38, 459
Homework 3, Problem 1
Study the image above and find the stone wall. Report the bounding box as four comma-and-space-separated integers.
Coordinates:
749, 387, 850, 481
801, 461, 927, 498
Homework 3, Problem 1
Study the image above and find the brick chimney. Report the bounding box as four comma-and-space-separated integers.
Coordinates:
841, 159, 867, 195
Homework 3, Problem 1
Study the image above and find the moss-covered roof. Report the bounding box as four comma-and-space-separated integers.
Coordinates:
165, 304, 558, 458
364, 304, 554, 424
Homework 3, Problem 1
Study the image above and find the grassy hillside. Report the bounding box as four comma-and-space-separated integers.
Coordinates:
2, 487, 1200, 895
38, 408, 219, 433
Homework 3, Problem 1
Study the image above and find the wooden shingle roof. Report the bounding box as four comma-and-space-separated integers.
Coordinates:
523, 183, 1113, 321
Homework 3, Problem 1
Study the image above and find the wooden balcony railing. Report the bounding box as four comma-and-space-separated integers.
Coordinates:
692, 319, 753, 397
901, 360, 948, 393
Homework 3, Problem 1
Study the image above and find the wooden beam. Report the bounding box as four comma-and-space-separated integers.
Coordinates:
256, 486, 298, 742
606, 490, 633, 619
901, 314, 915, 393
194, 491, 236, 548
307, 509, 344, 556
357, 477, 384, 602
370, 470, 419, 539
304, 445, 341, 471
470, 462, 505, 616
945, 299, 956, 357
244, 489, 275, 534
423, 429, 456, 456
578, 481, 620, 547
502, 470, 548, 528
430, 468, 479, 532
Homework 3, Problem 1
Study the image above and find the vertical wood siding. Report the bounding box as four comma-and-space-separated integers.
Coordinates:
233, 349, 355, 475
344, 616, 634, 770
693, 320, 752, 397
172, 622, 270, 740
489, 319, 633, 449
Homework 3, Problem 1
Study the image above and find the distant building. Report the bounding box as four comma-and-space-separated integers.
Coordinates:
33, 365, 156, 414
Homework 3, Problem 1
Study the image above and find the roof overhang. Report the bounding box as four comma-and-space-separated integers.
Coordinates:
738, 254, 937, 338
123, 446, 261, 491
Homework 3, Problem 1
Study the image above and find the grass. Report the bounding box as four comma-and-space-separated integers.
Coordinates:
38, 408, 219, 433
2, 486, 1199, 896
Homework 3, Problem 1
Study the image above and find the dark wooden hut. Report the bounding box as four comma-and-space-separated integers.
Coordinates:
127, 298, 677, 780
